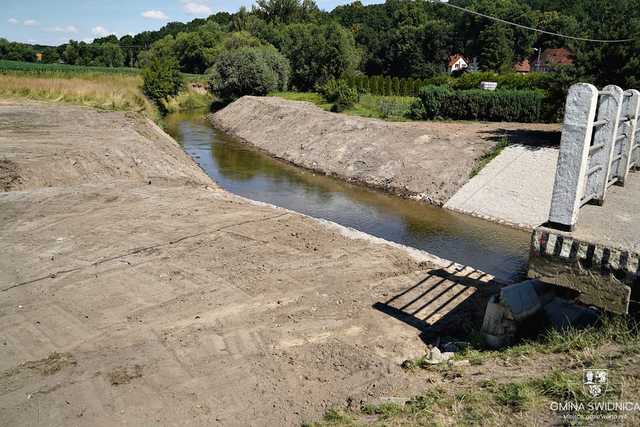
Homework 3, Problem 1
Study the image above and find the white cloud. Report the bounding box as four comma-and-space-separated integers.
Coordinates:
23, 19, 39, 27
91, 26, 110, 37
142, 10, 169, 20
181, 0, 212, 17
8, 18, 19, 24
46, 25, 79, 34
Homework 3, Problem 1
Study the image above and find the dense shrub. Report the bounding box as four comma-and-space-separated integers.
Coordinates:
409, 85, 452, 119
208, 46, 290, 101
142, 56, 184, 103
344, 75, 418, 96
410, 85, 546, 122
320, 79, 359, 112
448, 72, 553, 91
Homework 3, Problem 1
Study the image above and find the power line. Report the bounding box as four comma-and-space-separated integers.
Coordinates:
432, 0, 635, 44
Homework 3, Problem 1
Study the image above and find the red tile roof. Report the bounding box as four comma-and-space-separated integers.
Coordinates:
448, 54, 468, 68
541, 48, 574, 65
514, 59, 531, 73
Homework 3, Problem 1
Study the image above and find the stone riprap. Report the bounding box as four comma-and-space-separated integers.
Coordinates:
444, 144, 559, 229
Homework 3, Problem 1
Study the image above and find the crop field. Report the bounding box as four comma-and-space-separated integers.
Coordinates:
0, 59, 140, 76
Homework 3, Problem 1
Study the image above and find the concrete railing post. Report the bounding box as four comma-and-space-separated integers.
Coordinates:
548, 83, 599, 231
618, 89, 640, 184
586, 85, 624, 205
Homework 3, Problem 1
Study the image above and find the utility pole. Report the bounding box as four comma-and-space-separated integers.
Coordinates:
533, 48, 542, 72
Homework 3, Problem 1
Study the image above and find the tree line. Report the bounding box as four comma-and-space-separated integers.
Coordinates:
3, 0, 640, 89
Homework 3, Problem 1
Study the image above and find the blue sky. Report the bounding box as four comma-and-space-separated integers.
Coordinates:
0, 0, 380, 46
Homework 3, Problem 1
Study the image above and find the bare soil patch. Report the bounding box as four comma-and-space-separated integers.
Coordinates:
0, 101, 497, 426
0, 159, 21, 191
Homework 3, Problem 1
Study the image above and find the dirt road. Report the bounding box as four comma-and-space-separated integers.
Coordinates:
211, 96, 560, 205
0, 101, 496, 426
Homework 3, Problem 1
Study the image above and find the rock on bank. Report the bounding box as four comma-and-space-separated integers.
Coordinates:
210, 96, 559, 205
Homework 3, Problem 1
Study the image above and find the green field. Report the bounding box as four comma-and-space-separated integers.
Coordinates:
0, 59, 140, 76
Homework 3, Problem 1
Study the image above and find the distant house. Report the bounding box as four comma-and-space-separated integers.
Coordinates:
514, 59, 531, 74
538, 48, 574, 71
448, 54, 469, 74
36, 52, 43, 62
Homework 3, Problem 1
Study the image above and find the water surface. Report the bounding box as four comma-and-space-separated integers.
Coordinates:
165, 110, 530, 282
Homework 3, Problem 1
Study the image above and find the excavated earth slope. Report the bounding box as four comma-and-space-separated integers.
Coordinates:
211, 96, 560, 205
1, 101, 497, 426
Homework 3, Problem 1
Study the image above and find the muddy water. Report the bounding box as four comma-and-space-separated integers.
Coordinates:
165, 111, 531, 282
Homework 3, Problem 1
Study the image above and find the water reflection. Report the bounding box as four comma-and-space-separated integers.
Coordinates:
164, 110, 530, 282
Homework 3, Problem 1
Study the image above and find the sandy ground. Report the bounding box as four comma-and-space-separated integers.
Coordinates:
211, 96, 560, 206
445, 145, 559, 229
0, 101, 498, 426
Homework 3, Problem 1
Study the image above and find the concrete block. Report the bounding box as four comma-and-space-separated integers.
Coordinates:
548, 83, 599, 229
543, 298, 600, 331
499, 280, 542, 321
528, 227, 633, 314
422, 347, 455, 365
481, 295, 516, 348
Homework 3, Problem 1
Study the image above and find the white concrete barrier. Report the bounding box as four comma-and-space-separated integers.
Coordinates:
548, 83, 640, 231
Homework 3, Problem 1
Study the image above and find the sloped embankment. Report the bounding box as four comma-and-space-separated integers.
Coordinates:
210, 96, 558, 205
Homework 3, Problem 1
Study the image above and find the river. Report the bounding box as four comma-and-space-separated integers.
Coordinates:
164, 110, 531, 282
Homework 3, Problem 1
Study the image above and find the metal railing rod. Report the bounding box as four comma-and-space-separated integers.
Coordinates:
581, 193, 597, 206
589, 143, 605, 153
587, 164, 603, 176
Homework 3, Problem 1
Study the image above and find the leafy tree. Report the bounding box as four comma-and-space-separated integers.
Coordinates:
267, 22, 361, 90
254, 0, 320, 24
173, 31, 217, 74
142, 56, 184, 103
479, 24, 515, 72
93, 43, 125, 67
208, 46, 290, 101
63, 41, 81, 65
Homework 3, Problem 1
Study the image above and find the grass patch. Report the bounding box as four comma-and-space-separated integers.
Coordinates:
470, 138, 509, 178
269, 91, 333, 111
345, 94, 416, 121
308, 316, 640, 426
361, 402, 404, 419
495, 382, 538, 411
163, 90, 214, 113
269, 92, 416, 121
0, 71, 159, 120
303, 408, 355, 426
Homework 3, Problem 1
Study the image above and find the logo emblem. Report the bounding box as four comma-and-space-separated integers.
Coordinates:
583, 369, 608, 398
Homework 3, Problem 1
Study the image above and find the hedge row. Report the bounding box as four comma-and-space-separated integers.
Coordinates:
342, 71, 567, 96
410, 85, 546, 123
344, 74, 430, 97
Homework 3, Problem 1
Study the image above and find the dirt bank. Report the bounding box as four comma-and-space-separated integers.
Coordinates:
210, 96, 560, 205
0, 101, 497, 426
